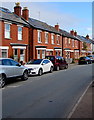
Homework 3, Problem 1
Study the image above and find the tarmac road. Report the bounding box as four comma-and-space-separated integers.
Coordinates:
2, 64, 92, 118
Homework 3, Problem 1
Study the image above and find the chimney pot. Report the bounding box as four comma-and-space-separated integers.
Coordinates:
55, 24, 59, 31
22, 7, 29, 21
14, 2, 22, 16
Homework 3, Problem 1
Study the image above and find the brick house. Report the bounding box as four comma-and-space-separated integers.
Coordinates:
22, 8, 62, 60
72, 31, 93, 57
0, 3, 29, 62
60, 29, 80, 63
0, 3, 93, 62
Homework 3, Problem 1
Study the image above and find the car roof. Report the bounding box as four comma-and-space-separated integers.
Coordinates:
0, 58, 12, 60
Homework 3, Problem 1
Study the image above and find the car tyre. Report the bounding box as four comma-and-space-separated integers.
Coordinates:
65, 64, 68, 69
0, 74, 6, 88
38, 69, 43, 76
21, 70, 28, 81
56, 66, 60, 71
50, 66, 53, 73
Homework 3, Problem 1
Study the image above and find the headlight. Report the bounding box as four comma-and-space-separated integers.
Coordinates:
29, 67, 39, 71
33, 67, 39, 70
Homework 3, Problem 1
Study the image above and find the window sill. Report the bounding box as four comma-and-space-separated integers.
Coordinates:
5, 37, 12, 40
18, 39, 23, 41
38, 42, 42, 43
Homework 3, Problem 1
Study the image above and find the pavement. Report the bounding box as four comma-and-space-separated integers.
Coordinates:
68, 63, 94, 119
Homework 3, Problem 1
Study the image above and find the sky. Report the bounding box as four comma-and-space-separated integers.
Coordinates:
0, 1, 93, 38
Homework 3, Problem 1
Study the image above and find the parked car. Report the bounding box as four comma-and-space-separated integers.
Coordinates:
45, 56, 68, 71
0, 58, 28, 88
87, 55, 94, 63
78, 56, 92, 65
25, 59, 54, 76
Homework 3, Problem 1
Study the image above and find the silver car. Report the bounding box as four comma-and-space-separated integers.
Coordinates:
0, 58, 28, 88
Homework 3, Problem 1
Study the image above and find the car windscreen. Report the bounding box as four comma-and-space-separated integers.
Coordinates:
0, 60, 2, 65
79, 57, 85, 60
45, 56, 55, 61
26, 59, 43, 64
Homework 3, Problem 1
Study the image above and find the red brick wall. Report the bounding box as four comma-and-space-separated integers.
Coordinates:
30, 28, 62, 59
1, 21, 29, 62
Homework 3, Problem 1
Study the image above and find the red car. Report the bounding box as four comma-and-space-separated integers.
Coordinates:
45, 56, 68, 71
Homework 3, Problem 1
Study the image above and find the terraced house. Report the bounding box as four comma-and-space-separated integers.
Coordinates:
0, 3, 29, 62
0, 3, 93, 63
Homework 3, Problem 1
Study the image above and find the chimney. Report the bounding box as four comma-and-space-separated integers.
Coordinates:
74, 31, 77, 36
14, 2, 22, 16
22, 7, 29, 21
70, 29, 74, 36
55, 23, 59, 31
86, 34, 89, 39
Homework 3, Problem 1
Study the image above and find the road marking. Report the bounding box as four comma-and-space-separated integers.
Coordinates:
7, 85, 21, 88
67, 81, 92, 119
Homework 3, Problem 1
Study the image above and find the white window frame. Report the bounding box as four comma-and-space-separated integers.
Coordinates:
57, 35, 60, 45
51, 33, 54, 44
5, 23, 11, 39
72, 39, 74, 47
37, 50, 40, 59
20, 49, 25, 61
38, 30, 42, 43
69, 38, 71, 44
18, 26, 22, 40
45, 32, 48, 44
1, 49, 8, 58
42, 50, 45, 59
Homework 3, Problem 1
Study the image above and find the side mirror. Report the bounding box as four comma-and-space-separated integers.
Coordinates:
16, 63, 21, 67
42, 63, 45, 65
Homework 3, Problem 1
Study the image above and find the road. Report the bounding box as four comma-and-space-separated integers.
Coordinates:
2, 64, 92, 118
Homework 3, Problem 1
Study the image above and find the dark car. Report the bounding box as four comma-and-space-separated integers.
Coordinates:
87, 55, 94, 63
78, 56, 92, 65
45, 56, 68, 71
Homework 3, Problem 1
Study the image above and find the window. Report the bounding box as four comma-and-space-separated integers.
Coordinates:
1, 49, 8, 58
42, 50, 45, 59
45, 32, 48, 44
5, 24, 10, 38
57, 35, 60, 45
20, 49, 25, 61
18, 26, 22, 40
68, 38, 71, 44
10, 59, 19, 66
14, 49, 18, 61
37, 50, 40, 59
51, 33, 54, 44
65, 37, 67, 46
72, 39, 74, 47
42, 60, 50, 64
2, 59, 11, 66
38, 30, 42, 43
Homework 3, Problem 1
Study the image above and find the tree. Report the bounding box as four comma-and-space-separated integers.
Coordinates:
82, 42, 87, 50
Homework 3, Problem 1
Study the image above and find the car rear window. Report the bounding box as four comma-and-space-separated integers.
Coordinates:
45, 56, 55, 61
0, 60, 2, 65
79, 57, 85, 60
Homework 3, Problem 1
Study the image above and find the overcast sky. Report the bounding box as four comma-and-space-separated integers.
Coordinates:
0, 1, 93, 38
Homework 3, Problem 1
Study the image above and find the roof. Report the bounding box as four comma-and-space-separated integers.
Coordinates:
28, 18, 61, 35
59, 29, 79, 40
76, 35, 93, 43
0, 7, 29, 26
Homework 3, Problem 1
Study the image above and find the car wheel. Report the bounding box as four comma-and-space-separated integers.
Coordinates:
50, 66, 53, 73
65, 65, 68, 69
38, 69, 43, 76
0, 74, 6, 88
21, 70, 28, 81
56, 66, 60, 71
86, 61, 89, 64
